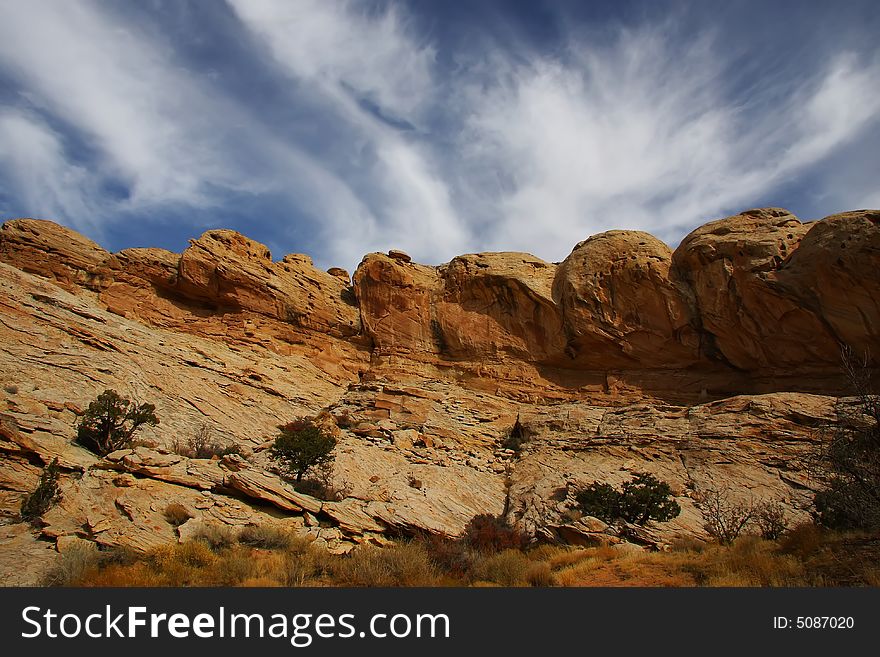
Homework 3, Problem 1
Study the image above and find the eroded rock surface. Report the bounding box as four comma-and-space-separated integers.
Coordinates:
1, 208, 878, 582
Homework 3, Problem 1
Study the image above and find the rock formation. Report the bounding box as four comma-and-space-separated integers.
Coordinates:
0, 207, 878, 583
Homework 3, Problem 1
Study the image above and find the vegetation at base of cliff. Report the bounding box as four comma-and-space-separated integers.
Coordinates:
812, 346, 880, 531
576, 473, 681, 525
74, 389, 158, 456
20, 458, 62, 522
55, 522, 880, 588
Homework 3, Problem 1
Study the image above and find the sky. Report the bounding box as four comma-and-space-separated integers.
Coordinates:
0, 0, 878, 272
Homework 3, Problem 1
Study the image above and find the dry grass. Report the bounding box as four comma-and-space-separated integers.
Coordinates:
237, 525, 298, 550
43, 543, 102, 586
333, 542, 439, 587
67, 524, 880, 588
163, 503, 192, 527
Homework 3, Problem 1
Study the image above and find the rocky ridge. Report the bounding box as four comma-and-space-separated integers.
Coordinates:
0, 208, 877, 584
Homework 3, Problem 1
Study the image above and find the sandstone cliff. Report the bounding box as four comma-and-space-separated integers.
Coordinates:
0, 208, 877, 583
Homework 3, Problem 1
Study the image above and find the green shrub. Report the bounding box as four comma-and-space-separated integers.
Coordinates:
575, 473, 681, 525
618, 473, 681, 524
20, 458, 62, 522
75, 389, 158, 456
575, 481, 620, 523
270, 417, 337, 483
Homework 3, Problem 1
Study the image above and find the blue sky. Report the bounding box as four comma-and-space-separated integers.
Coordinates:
0, 0, 878, 272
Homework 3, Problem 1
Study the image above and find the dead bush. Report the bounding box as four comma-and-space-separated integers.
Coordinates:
170, 424, 239, 459
334, 542, 438, 587
461, 514, 528, 553
43, 542, 101, 586
190, 524, 237, 552
754, 500, 789, 540
237, 525, 294, 550
474, 549, 533, 586
695, 484, 756, 545
163, 503, 192, 527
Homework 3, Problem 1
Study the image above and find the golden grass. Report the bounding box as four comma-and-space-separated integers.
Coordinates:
67, 525, 880, 588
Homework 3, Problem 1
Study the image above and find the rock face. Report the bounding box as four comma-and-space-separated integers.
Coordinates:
554, 230, 699, 369
671, 208, 831, 371
0, 207, 878, 583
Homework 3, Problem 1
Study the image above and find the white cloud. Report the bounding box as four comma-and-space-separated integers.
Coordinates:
0, 1, 236, 208
455, 29, 880, 258
0, 110, 101, 234
0, 1, 877, 272
227, 0, 436, 123
227, 0, 470, 263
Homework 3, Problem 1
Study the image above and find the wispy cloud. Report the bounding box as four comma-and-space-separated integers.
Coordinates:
0, 0, 877, 271
0, 109, 99, 232
454, 27, 880, 258
227, 0, 470, 264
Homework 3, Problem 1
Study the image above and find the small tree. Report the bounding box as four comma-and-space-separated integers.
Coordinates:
21, 458, 62, 522
575, 473, 681, 526
618, 473, 681, 525
575, 481, 621, 523
270, 417, 337, 483
812, 346, 880, 530
75, 389, 158, 456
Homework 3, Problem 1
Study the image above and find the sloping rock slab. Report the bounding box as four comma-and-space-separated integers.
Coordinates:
225, 469, 322, 514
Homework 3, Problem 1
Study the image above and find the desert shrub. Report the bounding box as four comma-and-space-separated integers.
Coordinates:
502, 416, 530, 454
282, 541, 334, 586
170, 424, 240, 459
75, 389, 158, 456
474, 549, 533, 586
416, 532, 479, 578
696, 484, 755, 545
334, 542, 438, 586
270, 417, 337, 483
215, 547, 258, 585
293, 461, 351, 501
43, 542, 101, 586
754, 500, 789, 540
20, 458, 62, 522
777, 522, 824, 558
190, 524, 237, 552
812, 347, 880, 530
524, 561, 555, 586
149, 542, 217, 583
575, 473, 681, 525
462, 514, 529, 553
237, 525, 294, 550
575, 482, 621, 522
163, 503, 192, 527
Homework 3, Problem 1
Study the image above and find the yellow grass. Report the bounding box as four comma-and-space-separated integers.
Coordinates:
67, 525, 880, 588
